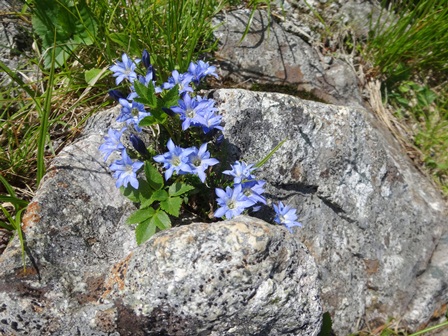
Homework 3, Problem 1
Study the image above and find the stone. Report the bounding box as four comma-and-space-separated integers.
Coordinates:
0, 0, 34, 86
212, 88, 448, 334
213, 9, 364, 108
0, 105, 137, 335
102, 216, 322, 336
0, 106, 323, 335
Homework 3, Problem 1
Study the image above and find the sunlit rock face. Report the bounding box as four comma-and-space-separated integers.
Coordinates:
214, 88, 447, 334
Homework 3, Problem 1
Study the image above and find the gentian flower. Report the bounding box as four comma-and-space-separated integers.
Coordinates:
109, 151, 144, 189
153, 139, 195, 180
171, 93, 212, 131
273, 201, 302, 232
108, 89, 127, 102
187, 143, 219, 182
130, 134, 150, 159
214, 185, 255, 219
240, 180, 267, 205
222, 161, 257, 184
197, 109, 223, 134
99, 127, 127, 161
141, 49, 151, 69
117, 98, 151, 132
188, 60, 218, 85
109, 53, 140, 85
162, 70, 194, 94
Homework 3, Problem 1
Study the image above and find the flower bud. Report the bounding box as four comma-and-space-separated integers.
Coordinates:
130, 134, 150, 159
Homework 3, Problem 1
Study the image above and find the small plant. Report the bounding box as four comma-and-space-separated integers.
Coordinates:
99, 50, 302, 244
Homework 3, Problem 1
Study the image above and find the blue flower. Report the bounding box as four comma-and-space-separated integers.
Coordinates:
108, 89, 127, 102
222, 161, 257, 184
109, 151, 144, 189
188, 60, 218, 85
141, 49, 152, 69
197, 109, 223, 134
109, 53, 140, 85
99, 127, 127, 161
273, 201, 302, 232
162, 70, 194, 94
171, 93, 209, 131
187, 143, 219, 183
153, 139, 195, 180
117, 98, 151, 132
214, 185, 255, 219
130, 134, 150, 159
240, 180, 266, 205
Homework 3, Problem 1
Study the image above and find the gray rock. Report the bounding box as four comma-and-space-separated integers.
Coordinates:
213, 88, 448, 334
0, 106, 322, 335
0, 105, 137, 335
213, 9, 364, 108
102, 216, 322, 336
0, 0, 34, 86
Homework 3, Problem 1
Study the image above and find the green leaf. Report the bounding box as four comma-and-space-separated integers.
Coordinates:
255, 139, 287, 168
31, 0, 98, 68
84, 68, 108, 86
152, 211, 171, 230
121, 179, 153, 203
160, 85, 180, 108
144, 162, 164, 190
141, 189, 168, 208
126, 207, 155, 225
160, 196, 183, 217
317, 312, 333, 336
134, 81, 156, 108
168, 182, 195, 197
135, 218, 156, 245
139, 115, 159, 127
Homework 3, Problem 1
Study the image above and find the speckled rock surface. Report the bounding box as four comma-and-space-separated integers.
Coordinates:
213, 9, 363, 108
212, 88, 448, 334
101, 215, 322, 336
0, 106, 137, 335
0, 0, 34, 86
0, 106, 322, 335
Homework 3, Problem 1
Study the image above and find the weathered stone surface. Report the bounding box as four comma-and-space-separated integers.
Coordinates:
0, 0, 34, 86
0, 106, 322, 335
213, 9, 363, 108
102, 215, 322, 336
213, 88, 448, 334
0, 105, 137, 335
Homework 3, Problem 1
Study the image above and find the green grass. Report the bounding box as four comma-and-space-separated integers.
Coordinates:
367, 0, 448, 85
365, 0, 448, 195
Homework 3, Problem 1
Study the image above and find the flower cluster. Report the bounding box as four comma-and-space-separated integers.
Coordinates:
99, 50, 303, 243
153, 139, 218, 182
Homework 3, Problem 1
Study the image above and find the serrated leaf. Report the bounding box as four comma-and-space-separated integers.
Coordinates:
126, 207, 155, 225
160, 85, 180, 108
135, 218, 156, 245
145, 162, 164, 190
121, 179, 153, 203
141, 189, 168, 208
134, 81, 156, 108
139, 115, 159, 127
168, 182, 195, 197
160, 196, 183, 217
151, 211, 171, 230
